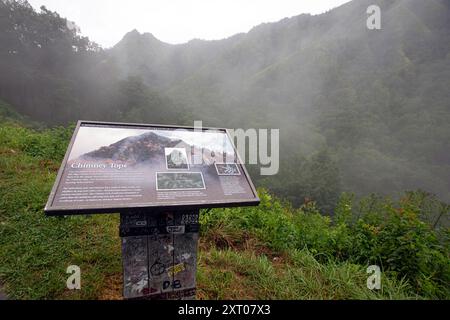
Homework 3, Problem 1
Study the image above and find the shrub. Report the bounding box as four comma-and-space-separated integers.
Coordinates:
0, 123, 74, 161
201, 189, 449, 298
349, 194, 450, 298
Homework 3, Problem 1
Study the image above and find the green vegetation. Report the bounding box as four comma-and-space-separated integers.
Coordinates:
0, 99, 25, 123
0, 122, 122, 299
200, 191, 449, 299
0, 123, 448, 299
197, 249, 413, 300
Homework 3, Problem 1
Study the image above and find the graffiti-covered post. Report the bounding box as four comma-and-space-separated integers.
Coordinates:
45, 121, 259, 300
120, 211, 200, 300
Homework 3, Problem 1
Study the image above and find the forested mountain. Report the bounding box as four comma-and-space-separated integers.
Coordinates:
0, 0, 182, 125
0, 0, 449, 210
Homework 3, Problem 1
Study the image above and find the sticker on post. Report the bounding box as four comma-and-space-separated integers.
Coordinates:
167, 263, 186, 277
166, 226, 186, 234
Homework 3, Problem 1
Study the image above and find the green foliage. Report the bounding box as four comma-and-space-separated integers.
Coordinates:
201, 189, 450, 298
0, 99, 25, 123
348, 193, 450, 298
0, 123, 74, 161
0, 123, 121, 299
198, 248, 414, 300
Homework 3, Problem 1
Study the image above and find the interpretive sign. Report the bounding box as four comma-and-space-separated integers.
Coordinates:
45, 121, 259, 300
45, 121, 259, 216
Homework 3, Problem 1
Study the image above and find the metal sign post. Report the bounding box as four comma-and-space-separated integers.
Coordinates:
120, 211, 200, 300
44, 121, 260, 300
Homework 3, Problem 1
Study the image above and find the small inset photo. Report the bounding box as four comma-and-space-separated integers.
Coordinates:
165, 148, 189, 170
156, 172, 206, 191
215, 163, 241, 176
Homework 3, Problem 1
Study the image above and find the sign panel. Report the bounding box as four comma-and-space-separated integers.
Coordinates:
45, 121, 259, 215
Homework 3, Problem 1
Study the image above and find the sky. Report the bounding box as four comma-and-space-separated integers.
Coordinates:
27, 0, 351, 48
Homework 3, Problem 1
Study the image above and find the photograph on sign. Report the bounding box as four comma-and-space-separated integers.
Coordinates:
156, 172, 206, 191
215, 163, 241, 176
45, 122, 259, 215
165, 148, 190, 170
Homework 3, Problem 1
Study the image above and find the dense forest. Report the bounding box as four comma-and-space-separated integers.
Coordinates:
0, 0, 449, 212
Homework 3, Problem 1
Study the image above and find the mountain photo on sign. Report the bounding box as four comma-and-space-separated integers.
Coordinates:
68, 126, 235, 166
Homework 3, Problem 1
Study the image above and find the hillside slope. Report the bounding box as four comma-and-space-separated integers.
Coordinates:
0, 121, 448, 299
0, 99, 25, 123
